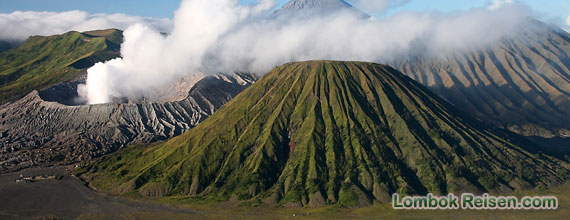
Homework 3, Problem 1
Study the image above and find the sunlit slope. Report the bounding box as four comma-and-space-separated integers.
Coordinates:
85, 61, 569, 207
0, 29, 122, 104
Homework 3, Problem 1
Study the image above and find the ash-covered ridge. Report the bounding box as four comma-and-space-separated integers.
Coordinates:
0, 72, 257, 172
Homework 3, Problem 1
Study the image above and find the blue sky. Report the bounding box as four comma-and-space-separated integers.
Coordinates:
1, 0, 568, 26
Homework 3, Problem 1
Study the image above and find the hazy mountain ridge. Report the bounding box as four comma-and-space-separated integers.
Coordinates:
392, 19, 570, 137
81, 61, 569, 207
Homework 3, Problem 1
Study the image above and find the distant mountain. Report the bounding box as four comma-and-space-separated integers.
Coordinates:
81, 61, 569, 207
0, 29, 122, 104
0, 72, 257, 172
392, 19, 570, 137
274, 0, 368, 18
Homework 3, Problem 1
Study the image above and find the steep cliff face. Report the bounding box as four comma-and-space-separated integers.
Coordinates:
392, 20, 570, 137
0, 73, 257, 172
83, 61, 569, 207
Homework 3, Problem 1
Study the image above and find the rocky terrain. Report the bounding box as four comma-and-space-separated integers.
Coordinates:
0, 72, 257, 173
83, 61, 569, 207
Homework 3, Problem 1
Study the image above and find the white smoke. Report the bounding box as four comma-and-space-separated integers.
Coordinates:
78, 0, 275, 104
0, 10, 172, 41
79, 0, 531, 104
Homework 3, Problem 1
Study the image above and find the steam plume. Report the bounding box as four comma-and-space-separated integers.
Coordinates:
79, 0, 531, 104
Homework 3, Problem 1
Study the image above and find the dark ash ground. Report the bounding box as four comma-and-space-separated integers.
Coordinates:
0, 167, 197, 220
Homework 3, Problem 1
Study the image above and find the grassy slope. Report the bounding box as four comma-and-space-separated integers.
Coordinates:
82, 61, 569, 207
0, 29, 122, 104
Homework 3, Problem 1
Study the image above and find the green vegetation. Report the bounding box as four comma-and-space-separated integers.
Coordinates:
82, 61, 569, 208
0, 29, 122, 103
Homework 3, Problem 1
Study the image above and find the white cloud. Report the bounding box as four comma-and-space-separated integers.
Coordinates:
489, 0, 514, 10
0, 10, 172, 41
565, 15, 570, 32
79, 0, 530, 104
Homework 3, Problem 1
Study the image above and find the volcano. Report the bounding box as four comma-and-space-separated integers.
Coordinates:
83, 61, 569, 207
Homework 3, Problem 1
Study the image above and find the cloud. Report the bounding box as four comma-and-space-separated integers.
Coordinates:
351, 0, 411, 13
489, 0, 514, 10
79, 0, 531, 104
565, 15, 570, 32
79, 0, 276, 104
0, 10, 172, 41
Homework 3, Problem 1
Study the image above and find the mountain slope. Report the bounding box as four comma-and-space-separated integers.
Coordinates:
0, 40, 18, 53
83, 61, 569, 207
392, 20, 570, 137
0, 73, 256, 172
0, 29, 122, 104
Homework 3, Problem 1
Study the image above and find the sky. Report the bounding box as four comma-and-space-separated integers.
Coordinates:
384, 0, 570, 26
0, 0, 568, 24
0, 0, 568, 41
